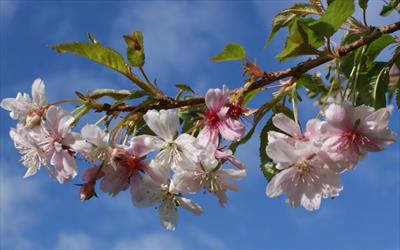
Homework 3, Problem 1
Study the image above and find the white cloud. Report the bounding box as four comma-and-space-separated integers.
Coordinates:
112, 232, 184, 250
54, 232, 95, 250
0, 164, 44, 249
189, 227, 226, 249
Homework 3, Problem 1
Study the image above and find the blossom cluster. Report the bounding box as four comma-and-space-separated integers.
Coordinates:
265, 103, 397, 211
1, 78, 397, 229
1, 80, 247, 230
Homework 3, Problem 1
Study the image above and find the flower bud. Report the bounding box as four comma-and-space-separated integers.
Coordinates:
79, 182, 97, 201
25, 109, 44, 128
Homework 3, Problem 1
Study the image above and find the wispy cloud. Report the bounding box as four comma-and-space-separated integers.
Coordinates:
112, 232, 184, 250
54, 232, 95, 250
0, 165, 44, 249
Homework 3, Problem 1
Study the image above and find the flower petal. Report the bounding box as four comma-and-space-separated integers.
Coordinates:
31, 78, 47, 107
272, 113, 301, 137
144, 109, 179, 141
177, 197, 203, 215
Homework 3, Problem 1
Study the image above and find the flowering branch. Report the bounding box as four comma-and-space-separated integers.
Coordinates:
1, 1, 399, 231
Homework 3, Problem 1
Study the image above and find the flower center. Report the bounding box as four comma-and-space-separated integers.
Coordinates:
227, 103, 245, 120
204, 111, 221, 128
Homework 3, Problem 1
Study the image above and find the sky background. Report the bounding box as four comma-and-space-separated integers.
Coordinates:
0, 1, 399, 249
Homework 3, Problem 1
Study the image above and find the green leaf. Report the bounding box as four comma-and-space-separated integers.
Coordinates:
50, 42, 127, 74
175, 84, 195, 93
124, 31, 145, 67
210, 43, 246, 62
310, 0, 355, 37
242, 88, 263, 106
358, 0, 368, 9
365, 34, 395, 61
372, 65, 389, 108
380, 0, 399, 16
265, 3, 322, 46
276, 18, 323, 61
356, 62, 389, 108
259, 116, 277, 181
297, 73, 328, 94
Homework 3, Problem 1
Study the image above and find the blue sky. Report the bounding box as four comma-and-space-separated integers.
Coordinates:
0, 1, 399, 249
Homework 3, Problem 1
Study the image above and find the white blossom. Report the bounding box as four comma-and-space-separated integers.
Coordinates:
143, 109, 201, 171
1, 79, 47, 127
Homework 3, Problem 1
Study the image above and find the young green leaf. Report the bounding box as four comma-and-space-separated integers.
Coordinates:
49, 42, 127, 74
380, 0, 400, 16
276, 18, 323, 61
124, 31, 145, 67
365, 34, 395, 61
210, 43, 246, 62
310, 0, 355, 37
265, 3, 322, 46
372, 65, 390, 108
297, 73, 328, 94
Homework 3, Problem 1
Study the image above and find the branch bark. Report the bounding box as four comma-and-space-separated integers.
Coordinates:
103, 21, 400, 113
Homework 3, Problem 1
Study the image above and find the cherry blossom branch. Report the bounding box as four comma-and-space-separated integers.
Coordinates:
90, 21, 400, 114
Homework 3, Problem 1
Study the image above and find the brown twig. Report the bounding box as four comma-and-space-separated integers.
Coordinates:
96, 21, 400, 113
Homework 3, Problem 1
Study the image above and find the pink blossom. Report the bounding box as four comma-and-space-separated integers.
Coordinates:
171, 145, 246, 207
268, 113, 323, 145
38, 106, 81, 183
322, 102, 397, 169
131, 164, 202, 231
1, 79, 47, 128
100, 136, 154, 197
197, 86, 245, 147
266, 140, 343, 211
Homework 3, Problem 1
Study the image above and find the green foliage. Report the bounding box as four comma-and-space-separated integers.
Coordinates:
50, 42, 127, 74
365, 34, 395, 62
380, 0, 400, 16
356, 61, 389, 108
310, 0, 355, 37
372, 65, 390, 108
297, 73, 328, 95
124, 31, 145, 67
265, 3, 322, 46
242, 88, 263, 106
210, 43, 246, 62
276, 18, 323, 61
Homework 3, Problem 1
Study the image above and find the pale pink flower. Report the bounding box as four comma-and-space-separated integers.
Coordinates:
38, 106, 81, 184
268, 113, 323, 145
74, 124, 110, 163
198, 86, 245, 147
1, 79, 47, 128
142, 109, 201, 171
266, 140, 343, 211
9, 123, 51, 178
100, 136, 154, 197
132, 164, 202, 231
322, 102, 397, 169
171, 145, 246, 207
